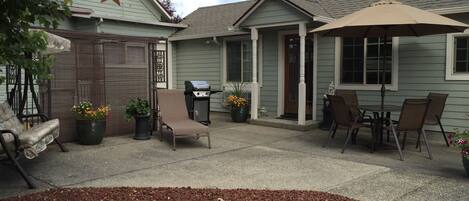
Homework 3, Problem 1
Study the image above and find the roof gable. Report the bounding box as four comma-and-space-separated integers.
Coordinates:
237, 0, 312, 27
72, 0, 171, 23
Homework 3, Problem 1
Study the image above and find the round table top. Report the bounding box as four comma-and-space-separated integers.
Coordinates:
359, 105, 401, 112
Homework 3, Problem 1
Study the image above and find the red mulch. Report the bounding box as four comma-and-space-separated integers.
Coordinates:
2, 187, 356, 201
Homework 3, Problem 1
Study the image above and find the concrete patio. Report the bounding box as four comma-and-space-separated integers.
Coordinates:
1, 113, 468, 201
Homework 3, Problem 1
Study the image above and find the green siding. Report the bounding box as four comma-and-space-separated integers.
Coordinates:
241, 0, 311, 27
73, 18, 97, 32
260, 31, 279, 115
99, 20, 176, 38
173, 39, 225, 112
316, 35, 469, 130
72, 0, 163, 22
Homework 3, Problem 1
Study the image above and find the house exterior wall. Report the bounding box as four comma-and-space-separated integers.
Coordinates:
172, 39, 225, 112
171, 32, 281, 115
240, 0, 310, 27
260, 31, 279, 115
316, 34, 469, 131
72, 0, 164, 22
99, 20, 176, 38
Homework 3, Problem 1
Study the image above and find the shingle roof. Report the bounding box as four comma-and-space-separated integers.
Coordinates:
170, 0, 469, 40
169, 1, 256, 40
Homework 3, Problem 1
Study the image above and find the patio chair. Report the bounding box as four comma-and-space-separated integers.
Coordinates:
157, 89, 211, 151
387, 99, 432, 161
323, 95, 373, 153
420, 93, 449, 147
0, 102, 67, 189
335, 90, 372, 142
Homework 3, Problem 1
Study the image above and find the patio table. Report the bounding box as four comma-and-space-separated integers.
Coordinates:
359, 105, 401, 151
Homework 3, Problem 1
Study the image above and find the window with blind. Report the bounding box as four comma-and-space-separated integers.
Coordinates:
226, 40, 252, 82
341, 37, 393, 85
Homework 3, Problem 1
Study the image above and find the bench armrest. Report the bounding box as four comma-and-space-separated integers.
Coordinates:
18, 114, 50, 122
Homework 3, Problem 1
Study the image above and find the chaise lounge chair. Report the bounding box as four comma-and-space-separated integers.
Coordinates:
0, 102, 67, 189
157, 90, 211, 151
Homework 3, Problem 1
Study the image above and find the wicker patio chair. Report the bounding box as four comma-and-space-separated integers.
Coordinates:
157, 90, 211, 151
323, 95, 373, 153
421, 93, 449, 147
387, 99, 432, 161
0, 102, 67, 189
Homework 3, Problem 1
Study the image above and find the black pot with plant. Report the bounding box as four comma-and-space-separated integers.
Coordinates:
225, 82, 249, 123
125, 98, 152, 140
72, 101, 110, 145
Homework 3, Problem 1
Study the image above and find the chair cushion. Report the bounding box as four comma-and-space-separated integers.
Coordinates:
0, 102, 25, 135
19, 119, 60, 159
19, 119, 60, 146
165, 119, 208, 136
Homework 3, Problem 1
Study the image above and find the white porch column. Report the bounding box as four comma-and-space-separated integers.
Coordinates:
251, 28, 259, 120
168, 41, 174, 89
298, 23, 307, 125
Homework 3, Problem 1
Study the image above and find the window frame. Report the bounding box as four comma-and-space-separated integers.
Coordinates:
446, 30, 469, 80
222, 35, 263, 90
334, 37, 399, 91
104, 42, 148, 68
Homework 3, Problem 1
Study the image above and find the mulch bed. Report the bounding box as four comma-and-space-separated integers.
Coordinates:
2, 187, 356, 201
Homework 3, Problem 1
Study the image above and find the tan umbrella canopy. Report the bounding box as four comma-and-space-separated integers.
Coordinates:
313, 0, 469, 37
312, 0, 469, 107
31, 29, 71, 54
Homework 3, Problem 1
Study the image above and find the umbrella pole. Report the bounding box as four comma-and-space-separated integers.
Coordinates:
381, 32, 387, 109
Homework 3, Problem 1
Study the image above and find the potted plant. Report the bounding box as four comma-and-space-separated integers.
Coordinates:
72, 101, 110, 145
125, 98, 151, 140
450, 129, 469, 176
225, 83, 249, 123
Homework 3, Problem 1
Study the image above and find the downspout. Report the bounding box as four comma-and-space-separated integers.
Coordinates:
96, 17, 104, 33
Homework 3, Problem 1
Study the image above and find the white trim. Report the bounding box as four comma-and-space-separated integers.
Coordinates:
168, 41, 174, 89
312, 16, 335, 23
277, 30, 299, 117
151, 0, 173, 20
446, 29, 469, 80
221, 35, 263, 89
169, 31, 248, 41
250, 21, 309, 29
233, 0, 266, 27
334, 37, 400, 91
312, 33, 318, 121
233, 0, 326, 27
88, 14, 187, 28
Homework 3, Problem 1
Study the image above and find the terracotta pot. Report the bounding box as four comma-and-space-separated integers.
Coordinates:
76, 120, 106, 145
230, 106, 249, 123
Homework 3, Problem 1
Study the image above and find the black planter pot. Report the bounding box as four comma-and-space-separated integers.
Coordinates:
134, 115, 151, 140
230, 106, 249, 123
320, 97, 333, 131
76, 120, 106, 145
463, 156, 469, 176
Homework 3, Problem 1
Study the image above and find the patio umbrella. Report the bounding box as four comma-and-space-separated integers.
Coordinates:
9, 30, 71, 115
312, 0, 469, 108
31, 29, 71, 54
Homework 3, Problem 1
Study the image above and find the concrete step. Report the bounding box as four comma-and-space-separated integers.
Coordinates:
249, 118, 319, 131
